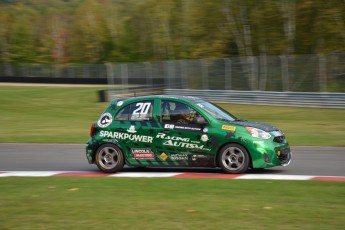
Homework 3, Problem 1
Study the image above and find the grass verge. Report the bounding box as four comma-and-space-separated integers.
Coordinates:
0, 177, 344, 230
0, 85, 344, 146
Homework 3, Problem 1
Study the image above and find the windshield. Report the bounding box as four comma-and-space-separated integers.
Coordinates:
197, 101, 238, 122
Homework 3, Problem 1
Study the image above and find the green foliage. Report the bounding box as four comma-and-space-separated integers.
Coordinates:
0, 0, 344, 64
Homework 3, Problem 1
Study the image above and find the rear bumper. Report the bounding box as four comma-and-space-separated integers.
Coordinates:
85, 138, 99, 164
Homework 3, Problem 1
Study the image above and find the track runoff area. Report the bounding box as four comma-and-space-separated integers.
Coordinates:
0, 171, 344, 181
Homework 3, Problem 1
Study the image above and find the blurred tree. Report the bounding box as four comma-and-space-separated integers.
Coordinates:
312, 0, 345, 53
0, 6, 11, 62
7, 5, 37, 63
67, 0, 107, 63
0, 0, 344, 64
101, 0, 138, 62
187, 0, 227, 58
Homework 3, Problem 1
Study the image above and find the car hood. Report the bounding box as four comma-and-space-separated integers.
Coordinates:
228, 120, 279, 132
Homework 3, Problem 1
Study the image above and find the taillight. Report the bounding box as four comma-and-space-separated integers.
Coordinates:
90, 123, 95, 137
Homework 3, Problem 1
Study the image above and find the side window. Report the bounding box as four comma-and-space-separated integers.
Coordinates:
161, 100, 202, 124
114, 104, 131, 120
115, 101, 154, 121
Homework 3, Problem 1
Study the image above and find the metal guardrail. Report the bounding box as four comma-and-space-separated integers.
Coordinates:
164, 89, 345, 109
102, 86, 164, 102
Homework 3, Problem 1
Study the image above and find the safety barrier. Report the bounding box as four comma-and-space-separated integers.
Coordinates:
164, 89, 345, 109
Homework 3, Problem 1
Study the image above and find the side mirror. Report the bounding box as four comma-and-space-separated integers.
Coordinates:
195, 117, 208, 125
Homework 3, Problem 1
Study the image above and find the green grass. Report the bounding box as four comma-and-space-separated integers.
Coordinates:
0, 178, 344, 230
0, 86, 108, 143
0, 85, 344, 146
219, 103, 345, 146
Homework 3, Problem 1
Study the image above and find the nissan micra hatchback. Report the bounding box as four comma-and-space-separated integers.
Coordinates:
86, 95, 291, 173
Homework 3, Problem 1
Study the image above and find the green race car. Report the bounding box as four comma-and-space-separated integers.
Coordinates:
86, 95, 291, 174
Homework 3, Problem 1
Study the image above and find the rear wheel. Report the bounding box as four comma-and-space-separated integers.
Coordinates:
218, 143, 250, 174
95, 144, 124, 173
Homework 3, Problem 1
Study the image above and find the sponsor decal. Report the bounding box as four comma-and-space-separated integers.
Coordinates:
164, 124, 175, 129
174, 125, 202, 131
162, 140, 204, 149
97, 113, 113, 128
196, 103, 204, 108
99, 131, 153, 143
192, 154, 208, 161
203, 128, 208, 133
131, 102, 152, 121
131, 148, 155, 159
130, 116, 150, 121
201, 134, 209, 142
160, 152, 168, 161
127, 125, 137, 133
102, 139, 118, 144
164, 124, 201, 132
156, 133, 205, 150
222, 125, 236, 131
170, 154, 188, 161
156, 133, 190, 142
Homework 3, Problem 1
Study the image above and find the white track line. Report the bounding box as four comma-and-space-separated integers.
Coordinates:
0, 171, 344, 181
0, 171, 66, 177
235, 174, 314, 180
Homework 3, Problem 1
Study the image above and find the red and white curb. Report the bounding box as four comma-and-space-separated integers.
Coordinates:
0, 171, 344, 181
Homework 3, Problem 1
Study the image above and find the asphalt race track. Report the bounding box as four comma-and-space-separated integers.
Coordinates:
0, 143, 344, 177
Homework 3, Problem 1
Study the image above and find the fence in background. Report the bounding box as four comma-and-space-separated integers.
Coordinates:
1, 54, 345, 107
0, 53, 344, 92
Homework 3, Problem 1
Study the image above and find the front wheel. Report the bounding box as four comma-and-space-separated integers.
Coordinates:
95, 144, 124, 173
218, 143, 250, 174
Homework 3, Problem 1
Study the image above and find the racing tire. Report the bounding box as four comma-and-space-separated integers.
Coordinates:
218, 143, 250, 174
95, 143, 124, 173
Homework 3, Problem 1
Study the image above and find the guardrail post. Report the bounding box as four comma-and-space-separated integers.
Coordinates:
201, 59, 209, 89
224, 58, 231, 90
280, 55, 290, 91
83, 64, 90, 78
259, 54, 268, 91
318, 54, 327, 92
165, 60, 173, 89
180, 60, 188, 89
144, 62, 153, 88
105, 63, 115, 89
121, 64, 128, 94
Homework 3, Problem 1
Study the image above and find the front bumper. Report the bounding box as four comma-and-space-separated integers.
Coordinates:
250, 140, 292, 168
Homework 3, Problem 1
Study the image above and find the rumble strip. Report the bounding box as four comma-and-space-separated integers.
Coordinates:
0, 171, 344, 181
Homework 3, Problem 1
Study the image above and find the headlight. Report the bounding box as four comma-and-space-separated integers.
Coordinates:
245, 127, 271, 139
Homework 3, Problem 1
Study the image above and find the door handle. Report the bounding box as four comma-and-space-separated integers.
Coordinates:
162, 130, 171, 134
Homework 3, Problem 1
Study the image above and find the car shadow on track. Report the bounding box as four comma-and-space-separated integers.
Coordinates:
116, 166, 287, 175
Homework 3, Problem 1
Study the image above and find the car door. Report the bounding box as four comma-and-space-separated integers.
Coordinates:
112, 99, 159, 166
155, 99, 213, 167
